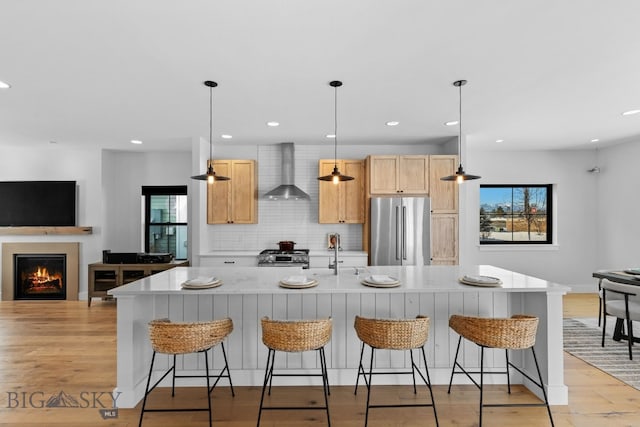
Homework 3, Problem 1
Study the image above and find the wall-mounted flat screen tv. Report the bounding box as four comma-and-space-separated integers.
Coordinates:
0, 181, 76, 226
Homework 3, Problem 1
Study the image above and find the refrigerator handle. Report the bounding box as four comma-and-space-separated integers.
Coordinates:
402, 205, 407, 260
395, 205, 401, 261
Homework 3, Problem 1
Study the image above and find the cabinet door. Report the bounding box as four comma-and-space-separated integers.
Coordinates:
429, 155, 459, 213
319, 160, 365, 224
318, 160, 341, 223
431, 213, 458, 265
369, 155, 399, 194
230, 160, 257, 224
398, 155, 429, 194
342, 160, 365, 223
207, 160, 232, 224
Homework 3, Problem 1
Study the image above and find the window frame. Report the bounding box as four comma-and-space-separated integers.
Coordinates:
479, 184, 553, 245
142, 185, 188, 259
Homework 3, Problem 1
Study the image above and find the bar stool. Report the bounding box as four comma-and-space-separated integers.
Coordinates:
139, 318, 234, 427
353, 315, 439, 427
447, 314, 554, 427
257, 317, 332, 427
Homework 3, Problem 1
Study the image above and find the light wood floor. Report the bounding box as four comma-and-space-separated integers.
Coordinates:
0, 294, 638, 426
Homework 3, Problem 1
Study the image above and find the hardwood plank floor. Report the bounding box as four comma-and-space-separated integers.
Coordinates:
0, 294, 638, 426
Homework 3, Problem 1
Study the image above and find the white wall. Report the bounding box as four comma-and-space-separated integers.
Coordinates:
594, 138, 640, 270
461, 149, 599, 291
102, 150, 191, 252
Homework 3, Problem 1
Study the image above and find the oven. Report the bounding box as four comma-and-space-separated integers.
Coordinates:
258, 249, 309, 268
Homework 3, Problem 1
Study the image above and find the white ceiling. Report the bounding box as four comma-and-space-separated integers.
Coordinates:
1, 0, 640, 153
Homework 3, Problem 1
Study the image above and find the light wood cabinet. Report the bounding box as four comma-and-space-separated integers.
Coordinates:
429, 155, 459, 213
368, 155, 429, 195
88, 260, 188, 306
207, 159, 257, 224
318, 159, 365, 223
431, 213, 458, 265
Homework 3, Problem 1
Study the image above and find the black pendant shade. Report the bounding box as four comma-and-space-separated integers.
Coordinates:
191, 80, 230, 183
441, 79, 481, 183
318, 80, 354, 183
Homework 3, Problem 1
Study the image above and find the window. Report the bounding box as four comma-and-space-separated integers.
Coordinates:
142, 186, 188, 260
479, 185, 552, 244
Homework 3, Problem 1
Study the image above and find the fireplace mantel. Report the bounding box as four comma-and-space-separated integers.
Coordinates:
0, 226, 92, 235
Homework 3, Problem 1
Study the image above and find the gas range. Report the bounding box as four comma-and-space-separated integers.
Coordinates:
258, 249, 309, 268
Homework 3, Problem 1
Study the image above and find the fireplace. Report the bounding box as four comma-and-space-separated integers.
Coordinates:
2, 242, 79, 301
14, 254, 66, 300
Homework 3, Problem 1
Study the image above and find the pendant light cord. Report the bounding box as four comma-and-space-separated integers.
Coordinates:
334, 83, 338, 168
458, 81, 463, 169
209, 85, 213, 162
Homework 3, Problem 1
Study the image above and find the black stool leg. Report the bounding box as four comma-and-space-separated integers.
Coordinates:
419, 346, 439, 427
319, 347, 332, 426
219, 342, 235, 396
448, 335, 463, 393
364, 347, 375, 427
505, 349, 511, 394
257, 348, 274, 427
354, 341, 366, 394
267, 349, 276, 395
319, 346, 331, 396
203, 349, 212, 427
171, 354, 177, 397
409, 350, 417, 394
138, 351, 157, 427
531, 347, 555, 427
479, 346, 485, 427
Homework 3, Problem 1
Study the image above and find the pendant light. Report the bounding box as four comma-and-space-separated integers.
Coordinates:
318, 80, 354, 184
441, 79, 481, 183
191, 80, 230, 183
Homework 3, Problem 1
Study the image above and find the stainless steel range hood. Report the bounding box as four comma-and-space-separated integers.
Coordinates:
264, 143, 310, 200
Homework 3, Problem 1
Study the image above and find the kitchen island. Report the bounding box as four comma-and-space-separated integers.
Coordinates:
109, 264, 569, 408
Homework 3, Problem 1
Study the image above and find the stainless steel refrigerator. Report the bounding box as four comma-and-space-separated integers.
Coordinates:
370, 197, 430, 266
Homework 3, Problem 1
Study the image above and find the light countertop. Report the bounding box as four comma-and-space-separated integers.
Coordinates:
109, 264, 570, 296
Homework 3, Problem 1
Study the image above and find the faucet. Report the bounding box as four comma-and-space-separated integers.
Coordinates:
328, 233, 340, 275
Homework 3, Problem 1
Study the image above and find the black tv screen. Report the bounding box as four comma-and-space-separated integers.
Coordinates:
0, 181, 76, 226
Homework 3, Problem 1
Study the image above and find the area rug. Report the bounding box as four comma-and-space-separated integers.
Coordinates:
563, 318, 640, 391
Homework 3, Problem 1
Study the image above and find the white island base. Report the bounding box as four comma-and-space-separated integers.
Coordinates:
109, 265, 569, 408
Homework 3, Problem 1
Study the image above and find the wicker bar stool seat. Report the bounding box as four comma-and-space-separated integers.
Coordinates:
139, 318, 234, 427
447, 314, 554, 427
354, 315, 439, 427
257, 317, 332, 427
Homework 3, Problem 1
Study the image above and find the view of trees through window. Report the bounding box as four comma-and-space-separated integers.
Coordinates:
479, 185, 552, 244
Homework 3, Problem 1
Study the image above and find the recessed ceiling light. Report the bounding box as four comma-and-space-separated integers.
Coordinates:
445, 120, 459, 126
591, 138, 600, 143
326, 134, 336, 138
130, 139, 142, 145
0, 80, 10, 89
495, 139, 504, 143
386, 121, 399, 126
221, 134, 233, 139
266, 121, 279, 127
622, 109, 640, 116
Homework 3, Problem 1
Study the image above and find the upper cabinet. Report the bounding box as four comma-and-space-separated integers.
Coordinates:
368, 155, 429, 195
207, 159, 257, 224
318, 159, 365, 223
429, 155, 459, 213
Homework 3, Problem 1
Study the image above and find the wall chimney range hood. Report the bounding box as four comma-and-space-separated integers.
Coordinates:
264, 143, 310, 200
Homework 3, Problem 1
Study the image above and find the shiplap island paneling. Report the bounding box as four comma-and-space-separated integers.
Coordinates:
110, 265, 569, 408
